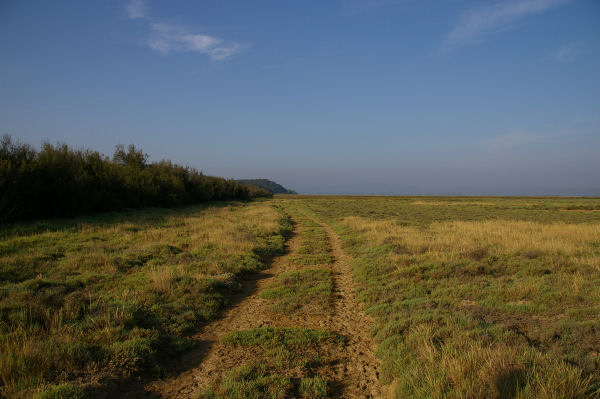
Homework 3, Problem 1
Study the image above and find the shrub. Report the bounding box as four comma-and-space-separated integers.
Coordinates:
0, 136, 271, 221
108, 336, 157, 375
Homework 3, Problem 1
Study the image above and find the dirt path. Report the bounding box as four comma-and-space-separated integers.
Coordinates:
139, 213, 386, 398
312, 218, 384, 398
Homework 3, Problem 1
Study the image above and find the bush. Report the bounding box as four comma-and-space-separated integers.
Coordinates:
0, 136, 271, 221
108, 336, 157, 375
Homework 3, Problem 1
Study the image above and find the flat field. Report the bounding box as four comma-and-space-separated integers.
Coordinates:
0, 202, 291, 398
1, 196, 599, 398
288, 196, 600, 398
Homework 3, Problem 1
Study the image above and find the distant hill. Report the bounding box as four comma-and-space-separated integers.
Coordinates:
237, 179, 297, 194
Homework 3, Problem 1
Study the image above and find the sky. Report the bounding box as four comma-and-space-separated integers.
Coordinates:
1, 0, 599, 195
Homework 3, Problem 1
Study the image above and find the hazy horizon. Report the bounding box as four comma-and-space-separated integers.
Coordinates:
1, 0, 599, 196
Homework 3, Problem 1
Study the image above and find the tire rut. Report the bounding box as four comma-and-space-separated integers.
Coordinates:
136, 213, 387, 398
304, 215, 385, 399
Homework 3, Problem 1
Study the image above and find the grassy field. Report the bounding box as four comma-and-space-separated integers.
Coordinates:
1, 196, 599, 398
288, 196, 600, 398
200, 206, 338, 398
261, 208, 333, 316
0, 201, 290, 398
199, 327, 340, 399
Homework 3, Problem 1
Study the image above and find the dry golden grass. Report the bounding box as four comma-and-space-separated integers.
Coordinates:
411, 200, 494, 206
401, 324, 594, 399
0, 201, 290, 398
148, 266, 176, 294
288, 196, 600, 398
343, 217, 600, 264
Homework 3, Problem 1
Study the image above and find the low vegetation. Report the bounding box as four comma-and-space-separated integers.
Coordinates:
236, 179, 297, 195
292, 196, 600, 398
260, 268, 332, 315
0, 202, 290, 398
200, 327, 340, 399
201, 213, 338, 398
3, 194, 599, 398
260, 213, 333, 315
0, 136, 270, 221
289, 219, 332, 266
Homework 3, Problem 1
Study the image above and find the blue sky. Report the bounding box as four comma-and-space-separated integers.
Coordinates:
1, 0, 599, 195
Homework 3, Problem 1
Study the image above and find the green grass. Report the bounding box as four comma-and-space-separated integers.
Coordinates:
202, 327, 339, 398
207, 211, 337, 397
32, 384, 86, 399
6, 195, 600, 398
283, 195, 600, 225
290, 223, 332, 265
0, 201, 291, 398
285, 211, 332, 266
299, 377, 328, 398
222, 327, 339, 349
287, 196, 600, 399
198, 363, 290, 399
260, 268, 332, 314
259, 209, 334, 315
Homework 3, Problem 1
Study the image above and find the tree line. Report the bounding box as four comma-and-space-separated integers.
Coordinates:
236, 179, 297, 194
0, 135, 271, 221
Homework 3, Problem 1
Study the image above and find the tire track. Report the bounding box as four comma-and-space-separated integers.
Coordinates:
303, 214, 385, 398
133, 211, 387, 398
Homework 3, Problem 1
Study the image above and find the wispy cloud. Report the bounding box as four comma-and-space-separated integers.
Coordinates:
146, 22, 243, 61
126, 0, 147, 19
125, 0, 244, 61
552, 41, 584, 62
442, 0, 569, 53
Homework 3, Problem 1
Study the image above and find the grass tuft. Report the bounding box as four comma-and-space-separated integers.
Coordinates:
199, 363, 289, 399
260, 269, 332, 314
223, 327, 337, 349
204, 327, 336, 397
299, 377, 328, 398
33, 383, 86, 399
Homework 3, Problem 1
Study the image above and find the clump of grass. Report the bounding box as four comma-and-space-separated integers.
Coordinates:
107, 334, 158, 375
299, 377, 328, 398
33, 383, 86, 399
199, 363, 289, 399
202, 327, 338, 398
223, 327, 338, 349
148, 265, 176, 293
260, 269, 332, 314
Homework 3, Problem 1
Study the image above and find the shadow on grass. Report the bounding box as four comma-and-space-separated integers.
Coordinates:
0, 200, 254, 240
496, 367, 527, 399
84, 216, 297, 399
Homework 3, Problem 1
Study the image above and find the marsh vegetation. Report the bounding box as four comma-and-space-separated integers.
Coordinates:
0, 202, 289, 398
1, 195, 599, 398
292, 196, 600, 398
